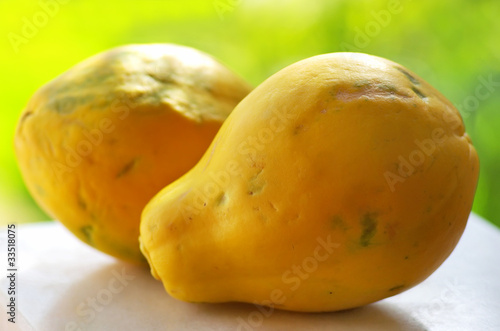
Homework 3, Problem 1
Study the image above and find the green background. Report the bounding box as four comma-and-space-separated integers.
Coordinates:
1, 0, 499, 227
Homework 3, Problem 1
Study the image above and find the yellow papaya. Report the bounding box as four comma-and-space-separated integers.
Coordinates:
140, 52, 479, 311
14, 44, 252, 263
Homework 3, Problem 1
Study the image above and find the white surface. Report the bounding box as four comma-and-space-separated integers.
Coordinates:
1, 213, 499, 331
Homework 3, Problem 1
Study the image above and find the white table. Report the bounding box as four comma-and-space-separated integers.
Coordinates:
1, 213, 499, 331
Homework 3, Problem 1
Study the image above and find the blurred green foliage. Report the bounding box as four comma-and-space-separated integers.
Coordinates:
1, 0, 499, 226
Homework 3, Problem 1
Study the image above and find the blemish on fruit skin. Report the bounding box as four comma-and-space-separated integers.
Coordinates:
18, 111, 34, 129
116, 157, 139, 178
269, 201, 278, 212
146, 71, 176, 85
379, 84, 397, 93
353, 80, 371, 88
293, 124, 305, 135
412, 86, 428, 101
395, 67, 420, 85
77, 195, 87, 211
389, 284, 405, 292
359, 213, 377, 247
248, 169, 266, 195
216, 193, 227, 206
52, 96, 77, 114
331, 215, 348, 231
81, 225, 94, 245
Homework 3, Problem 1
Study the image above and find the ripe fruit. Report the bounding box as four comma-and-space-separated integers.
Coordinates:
14, 44, 252, 263
140, 52, 479, 311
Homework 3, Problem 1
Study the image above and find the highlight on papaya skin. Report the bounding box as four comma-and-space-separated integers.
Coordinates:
140, 52, 478, 312
14, 43, 253, 263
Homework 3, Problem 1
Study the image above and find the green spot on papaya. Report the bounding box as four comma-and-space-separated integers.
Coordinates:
81, 225, 94, 245
353, 79, 371, 88
412, 86, 427, 100
395, 67, 420, 85
50, 94, 96, 114
359, 213, 377, 247
331, 215, 348, 231
113, 242, 148, 263
51, 96, 77, 114
77, 195, 87, 211
379, 83, 397, 93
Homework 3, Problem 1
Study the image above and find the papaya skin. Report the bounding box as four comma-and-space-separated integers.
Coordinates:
140, 52, 479, 311
14, 44, 252, 263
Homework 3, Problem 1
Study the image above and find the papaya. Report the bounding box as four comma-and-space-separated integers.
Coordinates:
139, 52, 479, 311
14, 44, 252, 263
